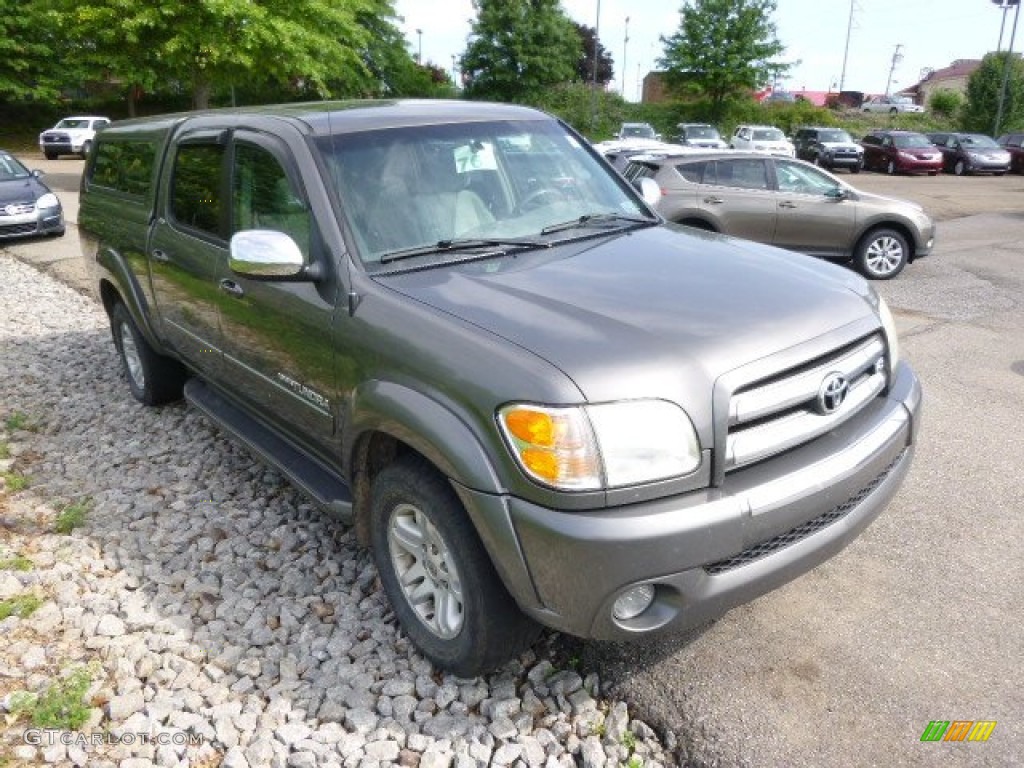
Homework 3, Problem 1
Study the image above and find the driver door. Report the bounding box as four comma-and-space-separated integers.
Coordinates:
771, 160, 856, 257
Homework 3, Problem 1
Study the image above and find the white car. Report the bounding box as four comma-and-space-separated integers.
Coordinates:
729, 125, 795, 157
39, 116, 111, 159
861, 96, 924, 114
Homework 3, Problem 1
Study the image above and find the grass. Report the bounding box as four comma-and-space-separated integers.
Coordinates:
54, 499, 91, 534
2, 471, 29, 492
0, 593, 43, 620
8, 667, 94, 730
622, 730, 637, 752
4, 412, 40, 433
0, 442, 9, 459
0, 554, 34, 571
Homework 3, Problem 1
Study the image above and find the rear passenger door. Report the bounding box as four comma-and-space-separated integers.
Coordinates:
149, 133, 228, 378
216, 132, 340, 456
696, 158, 777, 243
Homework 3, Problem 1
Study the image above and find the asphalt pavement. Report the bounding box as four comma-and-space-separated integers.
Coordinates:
7, 154, 1024, 767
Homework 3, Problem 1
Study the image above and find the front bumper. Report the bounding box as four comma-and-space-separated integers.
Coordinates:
464, 360, 921, 641
0, 206, 65, 239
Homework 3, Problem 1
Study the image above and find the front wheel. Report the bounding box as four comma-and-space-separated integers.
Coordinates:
953, 159, 967, 176
886, 160, 897, 176
855, 228, 909, 280
44, 151, 57, 160
80, 140, 93, 158
110, 303, 187, 405
370, 456, 540, 676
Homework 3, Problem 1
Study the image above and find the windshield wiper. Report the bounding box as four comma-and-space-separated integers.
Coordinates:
540, 212, 657, 236
379, 237, 549, 265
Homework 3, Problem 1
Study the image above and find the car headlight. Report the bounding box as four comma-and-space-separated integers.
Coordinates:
498, 400, 701, 491
877, 296, 900, 376
36, 193, 60, 209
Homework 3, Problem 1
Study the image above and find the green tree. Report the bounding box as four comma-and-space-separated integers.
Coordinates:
60, 0, 375, 109
658, 0, 791, 122
461, 0, 581, 102
0, 0, 69, 100
962, 51, 1024, 134
573, 23, 614, 85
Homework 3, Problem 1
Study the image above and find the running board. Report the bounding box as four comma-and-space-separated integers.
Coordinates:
184, 379, 353, 520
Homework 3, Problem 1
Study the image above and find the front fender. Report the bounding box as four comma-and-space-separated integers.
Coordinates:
345, 380, 504, 495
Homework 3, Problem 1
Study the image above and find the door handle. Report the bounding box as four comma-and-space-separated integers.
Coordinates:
703, 196, 724, 204
151, 249, 170, 263
779, 201, 798, 209
219, 279, 245, 298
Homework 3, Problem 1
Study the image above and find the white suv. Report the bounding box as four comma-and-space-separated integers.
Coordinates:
730, 125, 795, 156
39, 116, 111, 159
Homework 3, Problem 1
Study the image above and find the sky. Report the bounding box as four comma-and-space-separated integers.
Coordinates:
393, 0, 1014, 100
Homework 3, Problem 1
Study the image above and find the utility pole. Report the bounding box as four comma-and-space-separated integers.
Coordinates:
885, 44, 904, 96
995, 0, 1022, 135
839, 0, 855, 91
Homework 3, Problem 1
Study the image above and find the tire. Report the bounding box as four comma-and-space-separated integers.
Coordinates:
855, 228, 909, 280
995, 171, 1005, 177
110, 303, 187, 405
44, 151, 57, 160
370, 455, 540, 676
886, 160, 897, 176
889, 107, 898, 114
851, 162, 862, 174
953, 159, 966, 176
80, 140, 93, 159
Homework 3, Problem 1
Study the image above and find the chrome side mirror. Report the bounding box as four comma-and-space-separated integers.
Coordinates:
229, 230, 314, 281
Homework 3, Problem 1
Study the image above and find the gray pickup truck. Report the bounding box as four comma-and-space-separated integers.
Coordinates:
79, 100, 921, 675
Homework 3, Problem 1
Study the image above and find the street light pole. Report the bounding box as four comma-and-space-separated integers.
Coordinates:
591, 0, 602, 133
622, 16, 630, 99
885, 44, 904, 96
416, 28, 423, 63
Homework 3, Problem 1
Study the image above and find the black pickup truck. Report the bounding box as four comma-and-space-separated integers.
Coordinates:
79, 101, 921, 674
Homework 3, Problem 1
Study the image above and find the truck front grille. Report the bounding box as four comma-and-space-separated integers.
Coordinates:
704, 450, 903, 574
725, 334, 888, 472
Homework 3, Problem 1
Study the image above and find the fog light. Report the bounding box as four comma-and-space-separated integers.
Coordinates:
612, 584, 655, 621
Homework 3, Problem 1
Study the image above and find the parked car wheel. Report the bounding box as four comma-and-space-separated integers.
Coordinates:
855, 228, 909, 280
953, 159, 967, 176
110, 303, 187, 405
44, 151, 57, 160
889, 107, 898, 114
886, 160, 897, 175
370, 456, 541, 676
80, 140, 93, 158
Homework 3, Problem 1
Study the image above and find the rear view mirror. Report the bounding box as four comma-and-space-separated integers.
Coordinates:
229, 229, 318, 281
635, 177, 662, 207
824, 187, 847, 201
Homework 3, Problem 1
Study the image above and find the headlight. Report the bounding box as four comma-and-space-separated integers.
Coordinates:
498, 400, 701, 491
36, 193, 60, 209
877, 296, 900, 376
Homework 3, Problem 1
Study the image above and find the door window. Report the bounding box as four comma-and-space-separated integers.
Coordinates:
774, 161, 838, 195
170, 144, 225, 236
708, 159, 769, 190
232, 144, 311, 258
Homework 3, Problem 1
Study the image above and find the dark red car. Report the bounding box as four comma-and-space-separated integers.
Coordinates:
997, 133, 1024, 174
860, 130, 943, 175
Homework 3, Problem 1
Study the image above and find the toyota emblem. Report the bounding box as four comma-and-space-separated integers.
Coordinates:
817, 372, 849, 414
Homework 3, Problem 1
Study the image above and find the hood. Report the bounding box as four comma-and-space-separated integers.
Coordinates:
0, 177, 46, 205
821, 141, 862, 151
375, 225, 874, 403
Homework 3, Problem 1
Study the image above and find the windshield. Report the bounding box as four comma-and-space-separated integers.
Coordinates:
0, 153, 30, 180
621, 123, 656, 138
819, 130, 853, 143
962, 134, 999, 148
318, 120, 648, 267
753, 129, 785, 141
55, 119, 89, 129
893, 134, 932, 149
687, 126, 720, 139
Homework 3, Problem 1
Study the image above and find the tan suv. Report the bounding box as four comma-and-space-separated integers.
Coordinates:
624, 152, 935, 279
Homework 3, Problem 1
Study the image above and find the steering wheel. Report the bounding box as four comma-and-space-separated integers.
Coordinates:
515, 187, 562, 214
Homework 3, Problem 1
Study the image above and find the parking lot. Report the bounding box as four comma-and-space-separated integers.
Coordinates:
5, 156, 1024, 766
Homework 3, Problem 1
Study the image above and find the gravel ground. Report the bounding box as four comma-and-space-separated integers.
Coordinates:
0, 253, 673, 768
